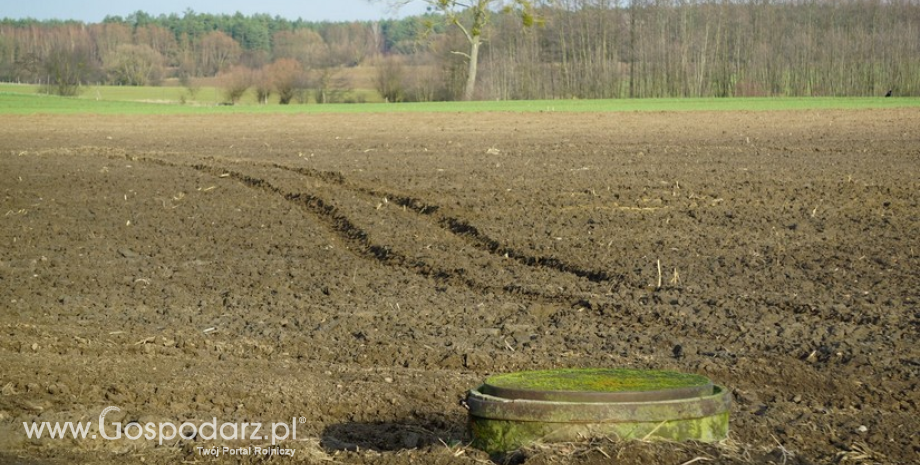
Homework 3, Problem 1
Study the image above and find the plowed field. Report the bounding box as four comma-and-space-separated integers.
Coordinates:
1, 109, 917, 464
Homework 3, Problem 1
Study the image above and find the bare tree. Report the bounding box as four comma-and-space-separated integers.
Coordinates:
103, 44, 164, 86
267, 58, 304, 104
384, 0, 536, 100
253, 67, 272, 104
311, 67, 351, 103
221, 65, 252, 104
375, 55, 406, 102
40, 43, 94, 96
272, 29, 329, 67
198, 31, 242, 76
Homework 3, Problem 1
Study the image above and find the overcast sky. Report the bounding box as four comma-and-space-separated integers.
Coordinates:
1, 1, 431, 23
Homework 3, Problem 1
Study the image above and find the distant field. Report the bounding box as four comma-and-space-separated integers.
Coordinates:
1, 83, 918, 115
0, 83, 382, 106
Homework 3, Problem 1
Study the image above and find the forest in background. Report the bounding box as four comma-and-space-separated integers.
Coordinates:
1, 0, 918, 102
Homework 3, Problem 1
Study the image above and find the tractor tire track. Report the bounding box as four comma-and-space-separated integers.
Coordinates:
223, 159, 625, 287
118, 151, 614, 307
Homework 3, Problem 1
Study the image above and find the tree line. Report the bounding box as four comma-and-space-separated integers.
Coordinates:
0, 10, 431, 99
1, 1, 917, 102
489, 0, 920, 99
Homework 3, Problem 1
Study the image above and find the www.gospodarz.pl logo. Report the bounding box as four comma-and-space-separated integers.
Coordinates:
23, 406, 304, 448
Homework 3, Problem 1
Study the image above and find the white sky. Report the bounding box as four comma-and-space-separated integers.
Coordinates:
1, 0, 431, 23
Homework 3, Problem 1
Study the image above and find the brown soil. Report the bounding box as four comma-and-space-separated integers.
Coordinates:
0, 109, 917, 465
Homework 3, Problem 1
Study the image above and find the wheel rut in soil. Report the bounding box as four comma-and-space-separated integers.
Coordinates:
268, 162, 622, 285
114, 150, 620, 308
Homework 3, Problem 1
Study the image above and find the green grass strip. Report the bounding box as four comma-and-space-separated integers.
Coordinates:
1, 86, 918, 115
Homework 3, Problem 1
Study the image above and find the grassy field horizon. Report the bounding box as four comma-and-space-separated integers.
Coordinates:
2, 83, 918, 115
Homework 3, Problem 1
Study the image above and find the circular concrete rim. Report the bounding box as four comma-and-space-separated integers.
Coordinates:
481, 368, 714, 403
467, 384, 731, 423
